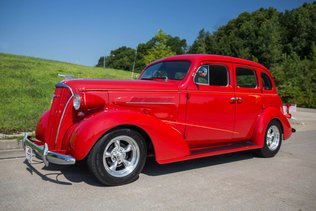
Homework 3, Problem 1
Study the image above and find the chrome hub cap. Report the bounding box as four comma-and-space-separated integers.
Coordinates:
111, 147, 126, 164
103, 135, 140, 177
266, 125, 280, 151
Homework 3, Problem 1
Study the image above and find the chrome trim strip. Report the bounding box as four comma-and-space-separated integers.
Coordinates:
162, 120, 239, 134
126, 102, 176, 105
53, 82, 74, 149
54, 95, 73, 149
55, 82, 74, 96
22, 133, 76, 166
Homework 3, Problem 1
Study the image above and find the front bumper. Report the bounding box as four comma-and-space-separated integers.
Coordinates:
22, 133, 76, 166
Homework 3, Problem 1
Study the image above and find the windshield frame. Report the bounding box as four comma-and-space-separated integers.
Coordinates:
139, 60, 192, 81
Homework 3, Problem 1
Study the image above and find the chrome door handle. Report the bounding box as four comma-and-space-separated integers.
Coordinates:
236, 97, 243, 103
229, 97, 237, 103
229, 97, 243, 103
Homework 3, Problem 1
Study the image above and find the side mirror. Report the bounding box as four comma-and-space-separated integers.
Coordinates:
194, 65, 209, 85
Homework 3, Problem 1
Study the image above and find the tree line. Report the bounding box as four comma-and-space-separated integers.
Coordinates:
96, 29, 186, 72
96, 2, 316, 108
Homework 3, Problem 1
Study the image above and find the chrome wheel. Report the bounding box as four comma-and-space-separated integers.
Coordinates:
102, 135, 140, 177
266, 125, 280, 151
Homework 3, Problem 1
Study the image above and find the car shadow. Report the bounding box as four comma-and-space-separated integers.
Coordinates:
24, 151, 254, 186
142, 151, 254, 176
24, 159, 104, 187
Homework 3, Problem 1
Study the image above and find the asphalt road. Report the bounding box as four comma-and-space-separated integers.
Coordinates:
0, 110, 315, 210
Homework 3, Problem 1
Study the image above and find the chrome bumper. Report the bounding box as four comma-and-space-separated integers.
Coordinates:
22, 133, 76, 166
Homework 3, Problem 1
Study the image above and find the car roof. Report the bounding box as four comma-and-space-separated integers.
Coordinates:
157, 54, 268, 70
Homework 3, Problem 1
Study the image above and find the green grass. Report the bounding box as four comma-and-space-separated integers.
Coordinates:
0, 53, 131, 133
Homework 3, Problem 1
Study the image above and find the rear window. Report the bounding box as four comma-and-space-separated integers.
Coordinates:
236, 67, 257, 88
261, 72, 273, 90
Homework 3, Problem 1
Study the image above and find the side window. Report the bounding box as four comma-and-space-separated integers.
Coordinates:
209, 65, 228, 86
236, 67, 257, 88
261, 72, 272, 90
194, 64, 229, 86
194, 65, 209, 85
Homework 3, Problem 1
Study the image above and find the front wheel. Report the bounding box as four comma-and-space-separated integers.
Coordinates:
254, 120, 282, 158
87, 128, 147, 186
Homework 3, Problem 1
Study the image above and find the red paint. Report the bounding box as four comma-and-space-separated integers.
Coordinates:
45, 87, 72, 149
33, 54, 292, 164
76, 92, 105, 111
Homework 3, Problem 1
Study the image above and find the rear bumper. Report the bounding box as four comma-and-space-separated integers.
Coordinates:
22, 133, 76, 166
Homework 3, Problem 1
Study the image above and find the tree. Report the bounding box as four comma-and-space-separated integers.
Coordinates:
210, 8, 283, 67
95, 2, 316, 108
271, 45, 316, 108
98, 30, 186, 72
96, 56, 107, 67
166, 36, 187, 54
134, 42, 155, 72
143, 29, 175, 64
280, 2, 316, 59
104, 46, 136, 71
188, 29, 209, 54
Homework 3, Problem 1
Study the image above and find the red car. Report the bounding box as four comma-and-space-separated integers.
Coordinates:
23, 54, 294, 185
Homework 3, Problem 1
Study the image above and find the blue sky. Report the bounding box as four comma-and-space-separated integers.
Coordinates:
0, 0, 313, 66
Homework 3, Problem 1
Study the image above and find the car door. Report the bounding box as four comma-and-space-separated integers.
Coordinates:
185, 62, 236, 148
233, 65, 262, 141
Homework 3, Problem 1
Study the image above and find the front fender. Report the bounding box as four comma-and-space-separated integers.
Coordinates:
68, 110, 190, 163
252, 106, 292, 147
35, 110, 50, 142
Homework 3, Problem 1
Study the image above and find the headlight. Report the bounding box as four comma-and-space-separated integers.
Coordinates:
73, 94, 81, 110
73, 92, 104, 111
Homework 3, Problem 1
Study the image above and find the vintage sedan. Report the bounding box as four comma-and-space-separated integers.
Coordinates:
23, 54, 294, 185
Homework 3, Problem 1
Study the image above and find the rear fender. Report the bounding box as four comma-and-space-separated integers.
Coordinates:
252, 107, 292, 147
68, 111, 190, 163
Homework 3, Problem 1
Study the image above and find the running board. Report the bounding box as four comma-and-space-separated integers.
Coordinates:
158, 141, 261, 164
191, 141, 255, 155
187, 141, 260, 161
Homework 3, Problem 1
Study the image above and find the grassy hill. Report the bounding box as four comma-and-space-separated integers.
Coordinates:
0, 53, 131, 133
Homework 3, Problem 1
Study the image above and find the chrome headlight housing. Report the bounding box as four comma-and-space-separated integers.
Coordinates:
73, 94, 81, 110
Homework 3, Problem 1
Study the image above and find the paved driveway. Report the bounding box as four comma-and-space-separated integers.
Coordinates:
0, 109, 315, 210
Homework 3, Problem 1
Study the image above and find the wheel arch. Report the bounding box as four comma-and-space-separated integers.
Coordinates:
271, 118, 283, 135
68, 110, 190, 163
252, 106, 291, 147
104, 124, 155, 157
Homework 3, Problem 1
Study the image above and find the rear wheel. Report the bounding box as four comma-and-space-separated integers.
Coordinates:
254, 120, 282, 158
87, 128, 147, 186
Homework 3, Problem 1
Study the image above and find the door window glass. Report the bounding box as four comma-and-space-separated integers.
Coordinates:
195, 65, 229, 86
209, 65, 229, 86
236, 67, 257, 88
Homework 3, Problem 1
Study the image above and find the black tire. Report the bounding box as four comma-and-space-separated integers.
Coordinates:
87, 128, 147, 186
254, 120, 282, 158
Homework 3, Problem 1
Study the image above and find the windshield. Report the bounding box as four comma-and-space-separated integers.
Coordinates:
140, 61, 191, 80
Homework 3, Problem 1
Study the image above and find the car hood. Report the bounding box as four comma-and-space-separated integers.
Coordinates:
62, 79, 179, 92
